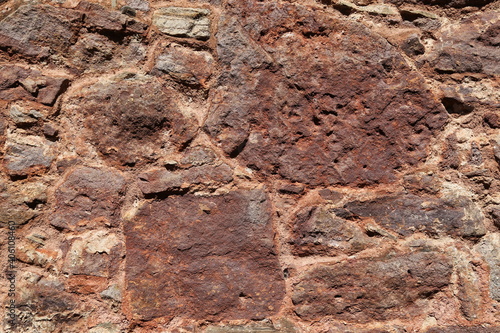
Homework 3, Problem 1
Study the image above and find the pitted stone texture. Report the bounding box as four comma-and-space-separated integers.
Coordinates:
50, 167, 126, 231
125, 189, 285, 321
344, 193, 485, 238
291, 206, 377, 256
153, 7, 211, 40
205, 0, 447, 187
62, 74, 198, 166
292, 251, 452, 322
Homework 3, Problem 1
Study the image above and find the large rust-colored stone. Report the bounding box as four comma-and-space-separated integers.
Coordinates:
50, 167, 126, 231
63, 74, 198, 166
344, 193, 486, 238
125, 189, 285, 321
205, 0, 447, 186
292, 251, 452, 322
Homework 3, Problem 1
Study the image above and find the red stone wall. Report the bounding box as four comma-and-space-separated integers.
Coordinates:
0, 0, 499, 331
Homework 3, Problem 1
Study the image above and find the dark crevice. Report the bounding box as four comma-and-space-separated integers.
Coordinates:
229, 137, 248, 158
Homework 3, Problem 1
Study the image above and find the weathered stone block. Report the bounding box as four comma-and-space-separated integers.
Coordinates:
205, 1, 447, 186
125, 189, 285, 321
345, 193, 486, 238
153, 7, 211, 40
292, 251, 452, 322
62, 74, 198, 166
50, 167, 126, 231
291, 206, 377, 256
5, 143, 53, 177
475, 233, 500, 301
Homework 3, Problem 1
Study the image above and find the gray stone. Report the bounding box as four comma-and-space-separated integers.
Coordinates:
5, 143, 53, 176
475, 233, 500, 301
9, 105, 42, 125
153, 7, 211, 40
100, 284, 122, 302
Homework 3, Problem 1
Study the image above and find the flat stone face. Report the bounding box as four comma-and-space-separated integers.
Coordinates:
50, 167, 126, 231
205, 1, 447, 187
5, 142, 53, 177
344, 193, 485, 238
125, 189, 285, 321
475, 234, 500, 301
292, 251, 452, 323
153, 7, 211, 40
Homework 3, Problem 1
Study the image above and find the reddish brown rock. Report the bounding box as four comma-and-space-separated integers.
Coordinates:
137, 163, 233, 195
292, 251, 452, 322
50, 167, 126, 231
0, 65, 70, 105
205, 0, 447, 187
125, 189, 285, 321
67, 275, 108, 294
0, 5, 82, 59
153, 45, 214, 88
344, 193, 485, 238
63, 74, 198, 166
290, 206, 376, 256
425, 327, 500, 333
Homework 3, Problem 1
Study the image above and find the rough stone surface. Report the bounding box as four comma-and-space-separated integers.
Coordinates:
205, 1, 447, 187
0, 0, 499, 331
345, 193, 486, 238
292, 250, 452, 322
62, 74, 198, 166
125, 189, 285, 321
50, 167, 126, 231
153, 7, 211, 40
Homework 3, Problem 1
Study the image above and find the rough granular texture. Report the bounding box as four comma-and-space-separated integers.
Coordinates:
0, 0, 499, 332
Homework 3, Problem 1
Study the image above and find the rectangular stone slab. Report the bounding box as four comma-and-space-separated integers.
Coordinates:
125, 189, 285, 321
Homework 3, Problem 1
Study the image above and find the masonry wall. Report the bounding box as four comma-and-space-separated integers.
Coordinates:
0, 0, 499, 331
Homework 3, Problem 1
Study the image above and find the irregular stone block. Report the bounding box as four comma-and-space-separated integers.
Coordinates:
153, 7, 211, 40
425, 327, 500, 333
62, 74, 198, 166
5, 143, 53, 177
345, 193, 486, 238
125, 189, 285, 321
291, 206, 377, 256
475, 233, 500, 301
205, 1, 447, 186
292, 251, 452, 322
50, 167, 126, 231
154, 45, 214, 87
0, 5, 82, 58
137, 163, 233, 195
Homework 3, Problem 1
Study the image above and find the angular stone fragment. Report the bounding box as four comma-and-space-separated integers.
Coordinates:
292, 251, 452, 322
425, 327, 500, 333
291, 206, 377, 256
0, 5, 82, 58
154, 45, 214, 87
0, 65, 70, 105
5, 143, 53, 177
137, 164, 233, 195
475, 234, 500, 301
345, 193, 486, 238
9, 105, 42, 125
205, 1, 447, 187
50, 167, 126, 231
62, 74, 198, 166
125, 189, 285, 321
153, 7, 211, 40
425, 12, 499, 75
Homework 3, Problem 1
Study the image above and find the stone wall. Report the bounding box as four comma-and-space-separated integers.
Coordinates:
0, 0, 499, 331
